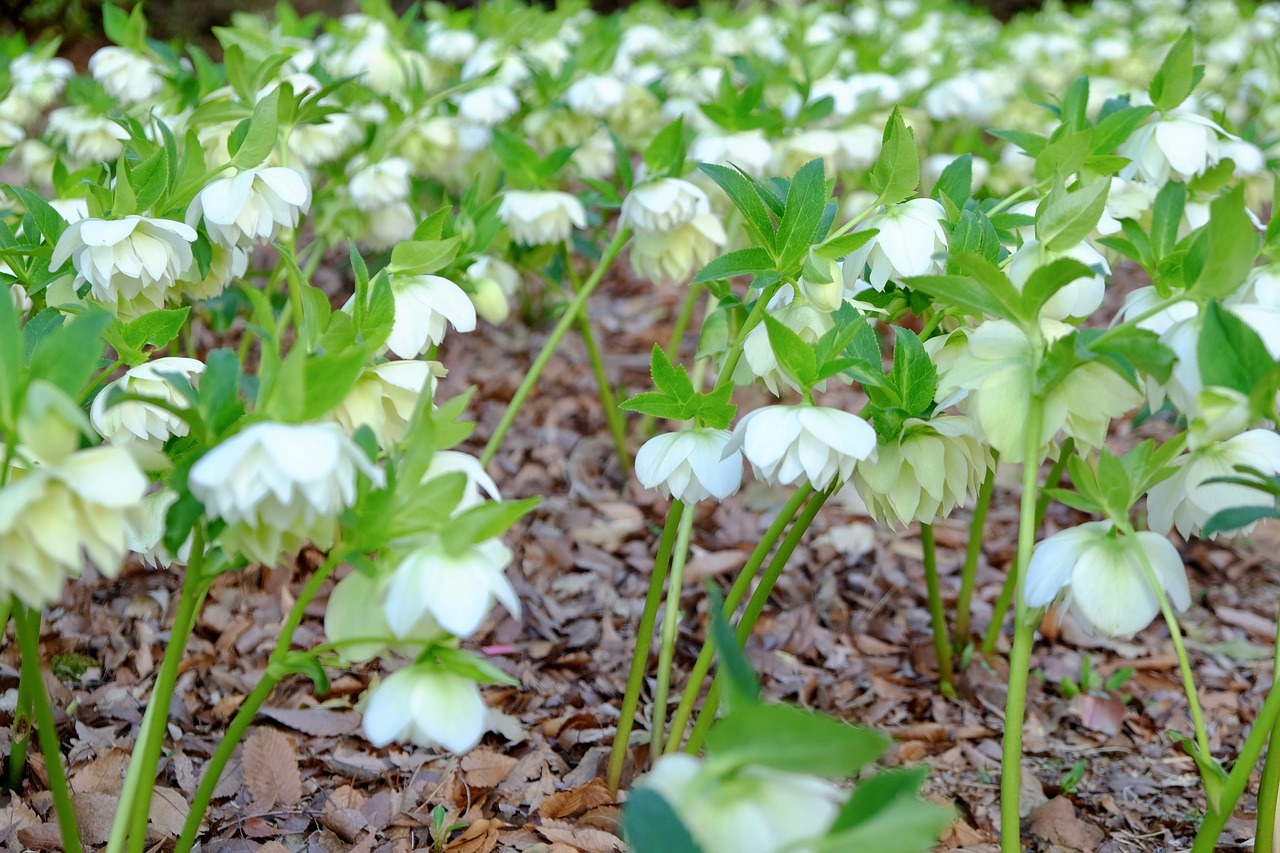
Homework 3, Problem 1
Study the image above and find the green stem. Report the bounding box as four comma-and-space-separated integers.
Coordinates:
921, 524, 955, 698
13, 604, 82, 853
175, 552, 343, 852
638, 282, 704, 440
714, 281, 784, 392
481, 228, 631, 467
7, 600, 30, 791
1192, 685, 1280, 853
1000, 396, 1045, 853
685, 487, 831, 753
955, 462, 997, 646
124, 527, 209, 853
1256, 630, 1280, 853
664, 485, 813, 753
651, 505, 696, 758
608, 502, 684, 795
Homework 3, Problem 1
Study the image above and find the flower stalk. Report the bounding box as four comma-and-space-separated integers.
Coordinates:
1256, 627, 1280, 853
651, 504, 697, 757
921, 523, 955, 697
955, 462, 996, 646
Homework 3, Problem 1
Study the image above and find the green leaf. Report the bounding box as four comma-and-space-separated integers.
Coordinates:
431, 647, 520, 687
388, 237, 460, 277
9, 185, 68, 247
1096, 448, 1133, 519
1060, 77, 1090, 133
947, 252, 1027, 320
830, 768, 930, 833
816, 228, 878, 261
933, 154, 971, 211
1035, 178, 1110, 253
1077, 327, 1175, 384
764, 314, 818, 390
691, 247, 775, 285
903, 274, 1014, 322
1150, 29, 1197, 113
27, 309, 113, 400
1203, 504, 1279, 538
1034, 129, 1092, 182
623, 790, 703, 853
1020, 258, 1097, 319
619, 392, 688, 421
0, 280, 20, 425
120, 307, 191, 352
989, 129, 1047, 157
776, 158, 829, 269
130, 149, 169, 214
706, 703, 890, 777
1092, 105, 1156, 155
889, 327, 936, 416
1150, 181, 1186, 262
870, 107, 919, 206
818, 769, 954, 853
441, 497, 539, 555
1198, 301, 1275, 396
699, 163, 777, 255
649, 343, 694, 400
198, 348, 244, 439
643, 117, 687, 178
1188, 185, 1260, 303
230, 86, 281, 170
707, 587, 760, 711
297, 349, 367, 422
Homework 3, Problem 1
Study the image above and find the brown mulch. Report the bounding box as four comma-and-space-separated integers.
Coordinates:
3, 261, 1279, 852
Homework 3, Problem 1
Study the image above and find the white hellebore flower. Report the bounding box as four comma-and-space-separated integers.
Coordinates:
88, 47, 164, 102
348, 156, 412, 212
50, 216, 197, 318
455, 84, 520, 127
363, 664, 489, 754
842, 199, 948, 292
384, 537, 519, 639
1007, 239, 1109, 321
629, 214, 726, 285
331, 360, 443, 449
1148, 430, 1280, 540
621, 179, 710, 233
726, 405, 876, 491
91, 356, 204, 467
325, 569, 445, 663
565, 75, 627, 117
423, 450, 501, 514
1024, 521, 1190, 638
639, 753, 846, 853
636, 429, 743, 504
186, 167, 312, 249
124, 489, 191, 568
1120, 109, 1229, 185
379, 274, 477, 358
46, 106, 129, 163
188, 422, 384, 566
498, 191, 587, 246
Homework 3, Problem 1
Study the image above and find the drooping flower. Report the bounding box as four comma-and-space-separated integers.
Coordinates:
46, 106, 130, 163
347, 156, 413, 212
376, 274, 477, 358
636, 428, 743, 504
498, 191, 587, 246
422, 450, 501, 515
1006, 239, 1109, 321
621, 179, 710, 234
629, 215, 727, 285
362, 664, 489, 753
1119, 109, 1231, 185
188, 422, 384, 566
325, 569, 445, 663
841, 198, 949, 292
124, 488, 191, 568
1023, 521, 1190, 638
565, 75, 627, 117
50, 216, 197, 318
186, 167, 312, 249
90, 357, 205, 467
726, 405, 876, 491
330, 360, 443, 449
1147, 430, 1280, 540
465, 256, 521, 325
383, 537, 519, 639
88, 46, 164, 102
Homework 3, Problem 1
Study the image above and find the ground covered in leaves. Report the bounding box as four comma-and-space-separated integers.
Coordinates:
3, 263, 1279, 853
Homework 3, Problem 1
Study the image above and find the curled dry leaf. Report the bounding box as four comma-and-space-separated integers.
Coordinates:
243, 728, 303, 811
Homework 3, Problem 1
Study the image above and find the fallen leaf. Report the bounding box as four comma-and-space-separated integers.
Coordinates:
445, 818, 503, 853
243, 728, 303, 810
1026, 797, 1104, 851
462, 749, 519, 789
535, 819, 623, 852
539, 778, 612, 820
259, 706, 362, 737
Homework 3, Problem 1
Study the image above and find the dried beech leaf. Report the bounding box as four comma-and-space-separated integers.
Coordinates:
461, 749, 519, 788
259, 706, 362, 737
535, 819, 623, 852
445, 818, 504, 853
539, 779, 612, 820
243, 728, 303, 810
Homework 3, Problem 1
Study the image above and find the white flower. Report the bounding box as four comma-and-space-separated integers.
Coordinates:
621, 179, 710, 234
188, 422, 384, 566
91, 357, 204, 466
186, 167, 312, 249
124, 489, 191, 568
456, 84, 520, 127
176, 240, 248, 302
0, 445, 146, 609
1120, 110, 1230, 184
565, 75, 626, 117
362, 664, 489, 753
8, 283, 32, 314
639, 753, 846, 853
636, 429, 743, 504
331, 360, 442, 449
842, 199, 948, 292
1007, 239, 1109, 321
88, 47, 164, 102
384, 537, 519, 639
1024, 521, 1190, 638
325, 569, 445, 663
423, 450, 501, 514
466, 256, 520, 325
288, 111, 360, 167
368, 274, 477, 358
426, 25, 478, 64
396, 113, 459, 175
629, 214, 727, 285
46, 107, 129, 163
50, 216, 197, 318
691, 132, 774, 178
361, 202, 417, 252
853, 416, 992, 526
726, 405, 876, 491
348, 156, 413, 212
738, 290, 832, 396
1148, 430, 1280, 540
498, 191, 587, 246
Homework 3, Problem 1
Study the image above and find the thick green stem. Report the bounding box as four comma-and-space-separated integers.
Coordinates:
13, 604, 83, 853
608, 502, 684, 795
481, 228, 631, 467
1192, 685, 1280, 853
714, 281, 784, 392
638, 283, 705, 440
1256, 631, 1280, 853
955, 462, 997, 645
664, 485, 813, 753
124, 527, 209, 853
175, 552, 342, 852
921, 524, 955, 698
1000, 397, 1045, 853
685, 487, 831, 753
651, 506, 697, 758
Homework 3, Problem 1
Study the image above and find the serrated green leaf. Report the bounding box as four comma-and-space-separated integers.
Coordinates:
776, 158, 829, 269
870, 107, 919, 206
691, 247, 775, 285
1188, 185, 1260, 303
1092, 106, 1156, 155
9, 185, 68, 247
817, 228, 878, 261
1198, 301, 1274, 396
231, 86, 281, 170
441, 497, 539, 555
933, 154, 971, 211
120, 307, 191, 352
699, 163, 776, 254
1150, 181, 1186, 262
1035, 178, 1110, 253
1034, 129, 1092, 181
764, 313, 818, 390
1020, 258, 1097, 319
388, 237, 460, 276
890, 327, 936, 416
1151, 29, 1197, 113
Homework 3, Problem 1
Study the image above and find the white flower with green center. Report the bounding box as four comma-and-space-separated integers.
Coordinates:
331, 360, 443, 449
498, 191, 587, 246
726, 405, 876, 491
621, 178, 710, 234
853, 416, 992, 526
188, 422, 384, 566
639, 754, 846, 853
1024, 521, 1190, 638
629, 214, 727, 285
1119, 108, 1230, 185
369, 273, 477, 358
324, 570, 445, 663
91, 356, 204, 467
1148, 429, 1280, 540
88, 46, 164, 102
46, 106, 129, 163
1007, 239, 1108, 321
636, 428, 743, 504
565, 74, 626, 117
50, 215, 197, 318
362, 664, 489, 753
186, 167, 312, 249
937, 319, 1142, 463
384, 538, 519, 639
842, 198, 948, 292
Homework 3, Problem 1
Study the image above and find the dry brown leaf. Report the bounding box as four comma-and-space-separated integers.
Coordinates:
243, 728, 303, 810
259, 706, 362, 737
150, 787, 190, 837
445, 818, 504, 853
1070, 693, 1126, 736
461, 748, 519, 788
539, 779, 612, 820
71, 792, 118, 844
16, 824, 66, 852
254, 843, 292, 853
69, 748, 131, 794
535, 819, 623, 853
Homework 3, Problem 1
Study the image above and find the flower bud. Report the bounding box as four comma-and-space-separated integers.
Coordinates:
470, 277, 511, 325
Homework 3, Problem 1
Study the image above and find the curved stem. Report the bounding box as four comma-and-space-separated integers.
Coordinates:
481, 228, 631, 468
1192, 685, 1280, 853
713, 281, 784, 392
1000, 396, 1045, 853
1256, 629, 1280, 853
608, 502, 684, 795
664, 485, 813, 753
13, 604, 83, 853
685, 487, 831, 753
921, 524, 955, 698
651, 506, 696, 758
955, 462, 997, 646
